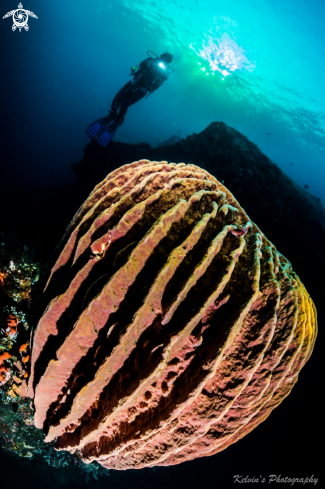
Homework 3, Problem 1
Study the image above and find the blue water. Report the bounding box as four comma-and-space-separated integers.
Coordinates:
1, 0, 325, 204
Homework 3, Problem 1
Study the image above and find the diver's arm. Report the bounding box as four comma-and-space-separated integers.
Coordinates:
130, 58, 151, 76
130, 65, 139, 75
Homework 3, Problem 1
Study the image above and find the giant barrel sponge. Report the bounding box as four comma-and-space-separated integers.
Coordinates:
28, 160, 317, 470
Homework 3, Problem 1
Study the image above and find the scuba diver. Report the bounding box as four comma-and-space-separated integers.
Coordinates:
86, 51, 173, 147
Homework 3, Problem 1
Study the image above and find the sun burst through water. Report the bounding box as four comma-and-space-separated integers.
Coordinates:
190, 33, 255, 77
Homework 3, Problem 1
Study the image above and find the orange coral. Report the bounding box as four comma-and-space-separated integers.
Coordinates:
0, 352, 12, 386
5, 315, 18, 338
0, 271, 5, 286
0, 352, 12, 364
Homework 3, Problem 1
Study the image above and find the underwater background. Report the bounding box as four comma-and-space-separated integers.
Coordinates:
0, 0, 325, 204
0, 0, 323, 488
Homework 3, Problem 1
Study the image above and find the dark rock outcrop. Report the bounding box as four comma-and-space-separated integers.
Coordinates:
72, 122, 325, 291
156, 134, 181, 148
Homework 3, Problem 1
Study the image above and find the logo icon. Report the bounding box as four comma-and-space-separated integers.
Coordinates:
3, 3, 38, 32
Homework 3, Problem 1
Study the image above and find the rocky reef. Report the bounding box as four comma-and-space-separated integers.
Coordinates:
72, 122, 325, 283
0, 233, 110, 480
0, 233, 42, 399
29, 160, 316, 470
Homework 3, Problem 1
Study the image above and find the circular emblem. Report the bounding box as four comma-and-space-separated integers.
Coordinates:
13, 8, 28, 29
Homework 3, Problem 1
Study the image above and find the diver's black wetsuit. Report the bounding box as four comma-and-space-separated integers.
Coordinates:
110, 57, 171, 124
86, 53, 172, 147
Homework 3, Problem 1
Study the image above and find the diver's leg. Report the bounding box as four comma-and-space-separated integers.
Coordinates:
86, 94, 123, 139
93, 83, 148, 146
88, 80, 147, 140
95, 102, 126, 147
86, 84, 128, 141
110, 81, 134, 115
125, 88, 148, 107
111, 82, 147, 114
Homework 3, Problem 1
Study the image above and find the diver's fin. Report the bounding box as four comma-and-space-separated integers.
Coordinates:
86, 117, 109, 138
97, 125, 116, 147
86, 114, 123, 147
96, 116, 124, 147
86, 114, 115, 139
